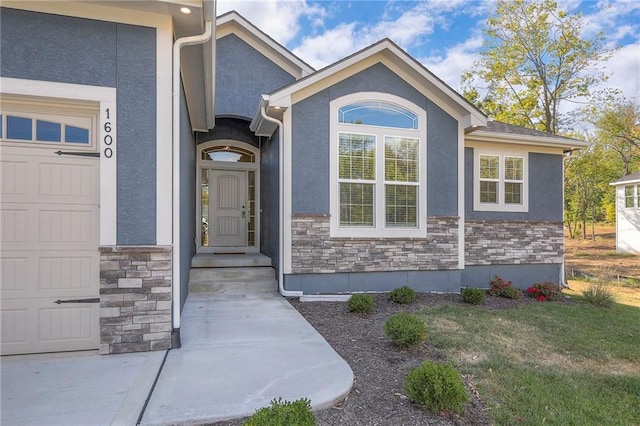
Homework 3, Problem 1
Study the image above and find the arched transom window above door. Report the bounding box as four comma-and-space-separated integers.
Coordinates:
201, 145, 256, 162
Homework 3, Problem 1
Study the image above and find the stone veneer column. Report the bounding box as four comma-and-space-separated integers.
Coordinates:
99, 246, 172, 354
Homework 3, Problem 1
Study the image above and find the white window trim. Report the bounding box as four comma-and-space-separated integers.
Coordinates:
473, 147, 529, 212
329, 92, 427, 238
624, 184, 640, 209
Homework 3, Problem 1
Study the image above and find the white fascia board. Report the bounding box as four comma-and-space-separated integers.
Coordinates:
610, 179, 640, 186
216, 12, 314, 78
466, 131, 589, 150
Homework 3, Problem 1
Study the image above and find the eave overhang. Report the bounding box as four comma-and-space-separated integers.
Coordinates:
465, 130, 590, 151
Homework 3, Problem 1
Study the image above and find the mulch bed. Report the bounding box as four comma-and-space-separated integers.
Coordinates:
215, 292, 550, 426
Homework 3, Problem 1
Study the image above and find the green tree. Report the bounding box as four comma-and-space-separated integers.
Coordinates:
462, 0, 614, 134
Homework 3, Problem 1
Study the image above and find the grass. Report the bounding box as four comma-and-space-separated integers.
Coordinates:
419, 301, 640, 425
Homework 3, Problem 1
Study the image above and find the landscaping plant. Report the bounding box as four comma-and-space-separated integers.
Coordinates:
389, 286, 417, 304
347, 293, 375, 314
488, 276, 522, 299
244, 398, 315, 426
582, 282, 615, 308
526, 282, 560, 301
404, 360, 469, 414
461, 287, 485, 305
383, 313, 426, 347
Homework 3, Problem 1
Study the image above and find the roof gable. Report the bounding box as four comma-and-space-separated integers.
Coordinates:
611, 172, 640, 185
263, 38, 486, 130
216, 11, 314, 80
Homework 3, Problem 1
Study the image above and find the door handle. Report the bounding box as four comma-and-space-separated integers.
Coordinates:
241, 205, 246, 218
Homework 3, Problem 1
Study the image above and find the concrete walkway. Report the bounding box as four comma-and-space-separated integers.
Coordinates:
140, 292, 353, 425
0, 293, 353, 426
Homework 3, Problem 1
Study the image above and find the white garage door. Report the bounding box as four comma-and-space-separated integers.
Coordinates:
1, 107, 100, 355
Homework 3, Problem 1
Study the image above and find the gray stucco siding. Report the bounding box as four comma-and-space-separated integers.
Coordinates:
465, 147, 563, 221
284, 270, 461, 293
291, 63, 458, 215
116, 24, 157, 244
1, 9, 158, 245
462, 264, 562, 289
179, 82, 195, 308
216, 34, 296, 119
1, 8, 116, 86
260, 131, 280, 269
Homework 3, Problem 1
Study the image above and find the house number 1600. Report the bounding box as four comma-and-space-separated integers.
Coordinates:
104, 107, 113, 158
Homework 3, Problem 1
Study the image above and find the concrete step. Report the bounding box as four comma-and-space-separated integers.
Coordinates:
189, 279, 278, 294
189, 267, 275, 283
191, 253, 272, 268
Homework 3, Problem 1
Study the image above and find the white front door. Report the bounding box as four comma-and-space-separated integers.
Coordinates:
210, 170, 247, 247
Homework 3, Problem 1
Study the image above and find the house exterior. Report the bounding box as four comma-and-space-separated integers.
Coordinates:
0, 3, 587, 356
610, 172, 640, 254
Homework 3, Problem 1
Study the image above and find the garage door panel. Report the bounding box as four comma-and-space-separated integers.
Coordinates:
1, 139, 99, 355
0, 159, 29, 198
39, 208, 96, 245
39, 254, 97, 293
39, 161, 97, 204
1, 298, 99, 355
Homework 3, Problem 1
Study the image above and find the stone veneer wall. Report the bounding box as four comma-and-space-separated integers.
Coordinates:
291, 214, 459, 273
465, 221, 563, 266
99, 246, 172, 354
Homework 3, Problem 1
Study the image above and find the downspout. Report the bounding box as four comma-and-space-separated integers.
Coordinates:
172, 20, 213, 336
260, 106, 303, 297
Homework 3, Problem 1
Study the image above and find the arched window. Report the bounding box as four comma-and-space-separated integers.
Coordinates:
201, 145, 256, 162
330, 93, 427, 238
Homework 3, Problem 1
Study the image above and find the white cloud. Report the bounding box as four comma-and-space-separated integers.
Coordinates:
217, 0, 327, 45
419, 35, 484, 92
597, 41, 640, 102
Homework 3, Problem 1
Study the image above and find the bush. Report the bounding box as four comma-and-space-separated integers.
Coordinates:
348, 293, 375, 314
489, 276, 523, 299
582, 282, 615, 308
526, 282, 560, 301
244, 398, 315, 426
389, 286, 417, 304
384, 313, 427, 347
461, 287, 485, 305
405, 361, 469, 414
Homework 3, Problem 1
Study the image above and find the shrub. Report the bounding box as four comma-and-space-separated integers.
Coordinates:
526, 282, 560, 301
461, 287, 485, 305
389, 286, 417, 304
244, 398, 315, 426
582, 282, 615, 308
489, 276, 523, 299
348, 293, 375, 314
383, 313, 426, 347
405, 361, 469, 414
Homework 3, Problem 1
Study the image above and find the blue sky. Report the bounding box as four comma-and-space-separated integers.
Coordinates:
217, 0, 640, 108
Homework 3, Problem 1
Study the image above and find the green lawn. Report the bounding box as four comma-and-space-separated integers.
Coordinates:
419, 300, 640, 425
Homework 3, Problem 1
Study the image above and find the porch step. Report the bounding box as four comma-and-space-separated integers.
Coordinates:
188, 267, 277, 294
191, 253, 272, 268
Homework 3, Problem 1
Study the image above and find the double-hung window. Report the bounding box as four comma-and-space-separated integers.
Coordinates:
474, 148, 528, 212
624, 184, 639, 208
330, 93, 426, 238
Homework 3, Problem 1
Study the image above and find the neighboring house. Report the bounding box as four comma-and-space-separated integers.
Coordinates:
0, 3, 587, 356
610, 172, 640, 254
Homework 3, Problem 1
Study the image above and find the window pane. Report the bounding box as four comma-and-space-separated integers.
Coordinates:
36, 120, 61, 142
339, 183, 374, 226
480, 181, 498, 203
504, 182, 522, 204
7, 116, 32, 140
0, 115, 3, 138
65, 125, 89, 143
637, 185, 640, 208
202, 146, 255, 162
385, 185, 417, 227
625, 185, 635, 208
505, 156, 523, 180
384, 137, 418, 182
480, 155, 499, 179
338, 101, 418, 129
201, 169, 209, 246
338, 133, 375, 180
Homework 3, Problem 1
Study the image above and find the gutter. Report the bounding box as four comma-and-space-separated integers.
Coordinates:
260, 105, 303, 297
172, 17, 214, 338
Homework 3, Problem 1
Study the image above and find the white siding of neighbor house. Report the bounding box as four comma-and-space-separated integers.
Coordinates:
615, 184, 640, 254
